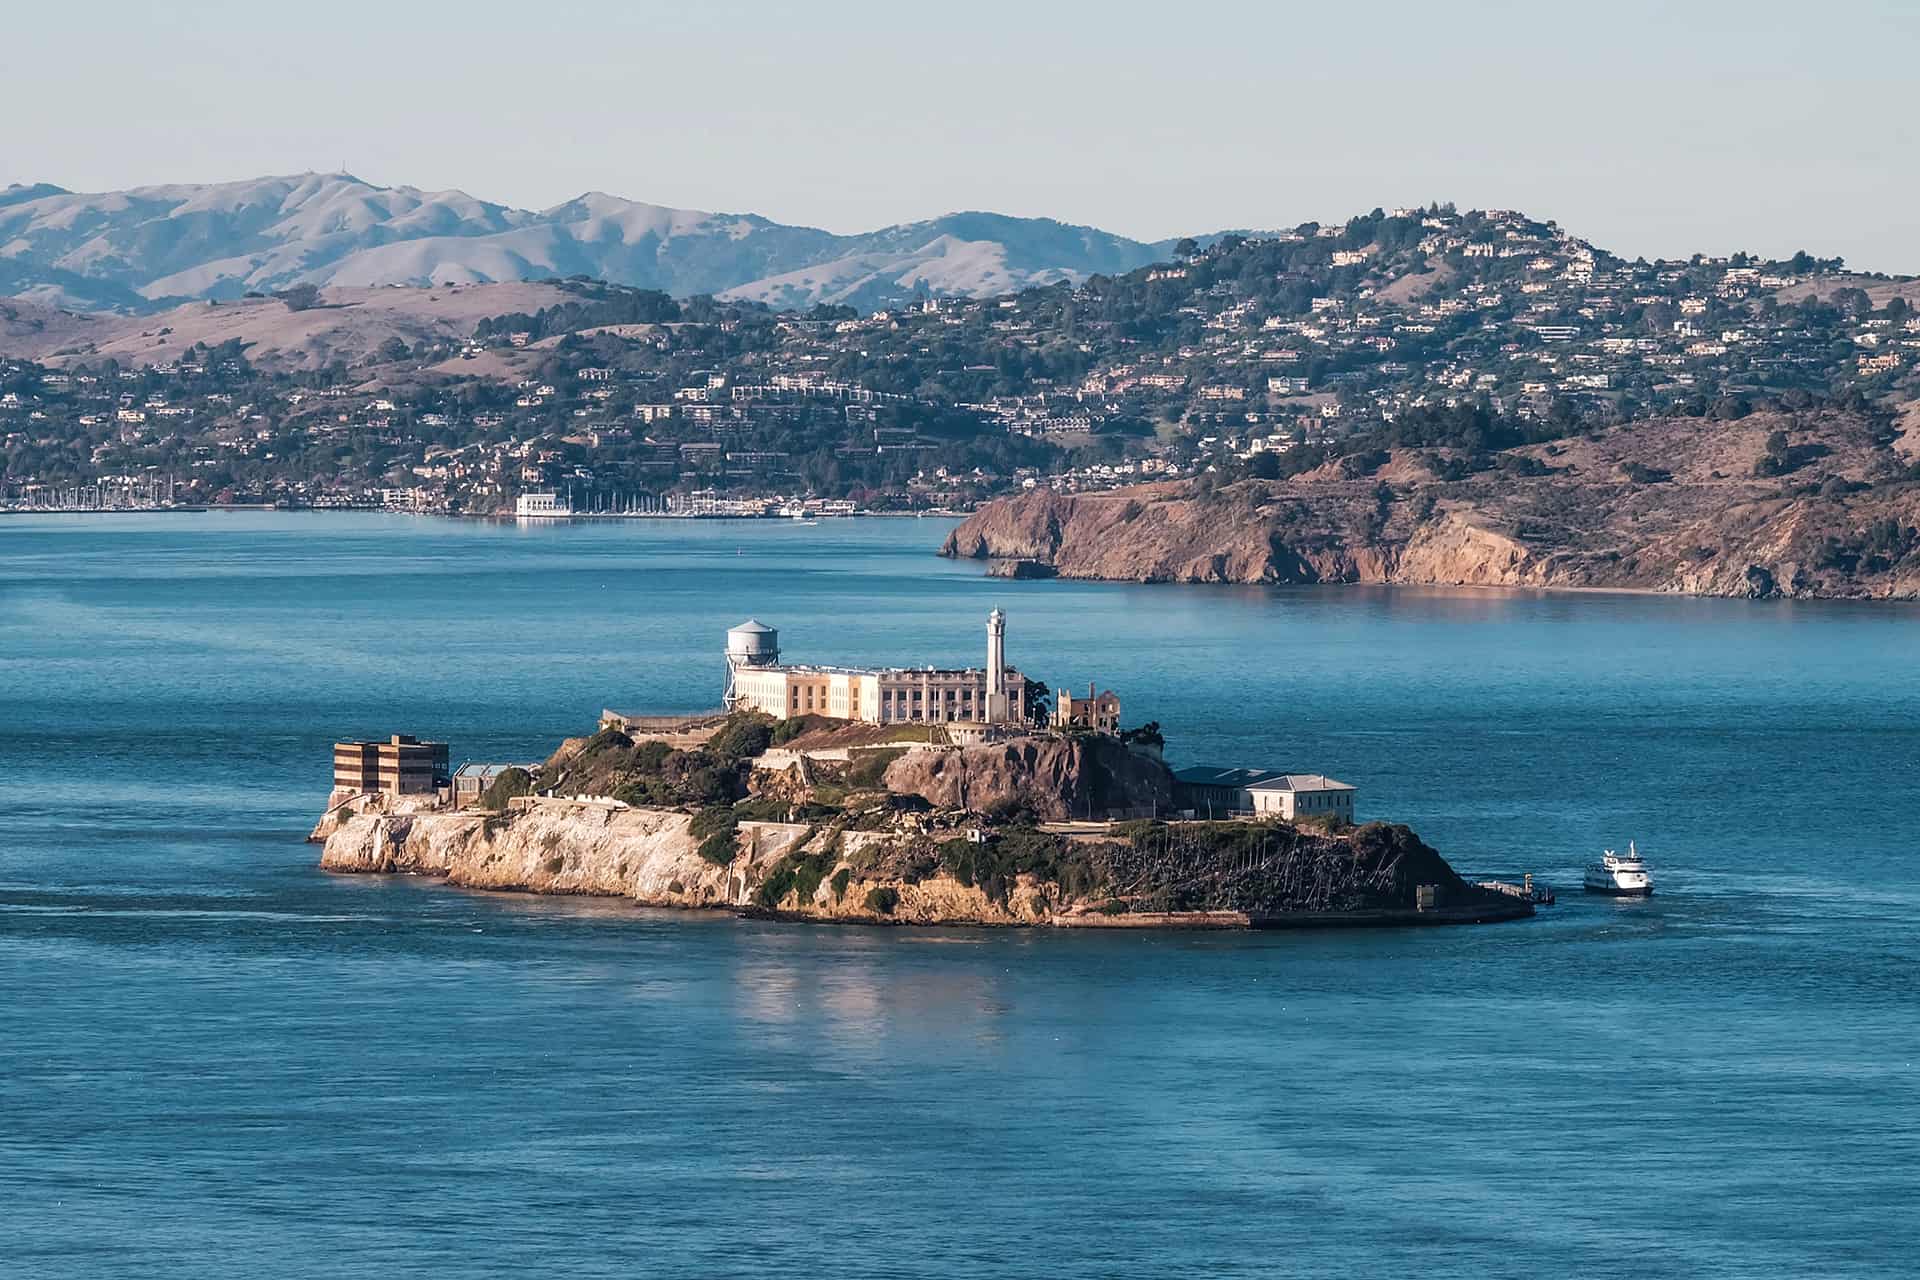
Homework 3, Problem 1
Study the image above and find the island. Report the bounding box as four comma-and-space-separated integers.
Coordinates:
312, 617, 1533, 929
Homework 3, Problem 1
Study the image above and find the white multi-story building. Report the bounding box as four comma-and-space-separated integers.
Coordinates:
723, 613, 1027, 726
514, 492, 571, 518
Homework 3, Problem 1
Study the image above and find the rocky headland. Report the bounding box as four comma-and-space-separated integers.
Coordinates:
943, 410, 1920, 599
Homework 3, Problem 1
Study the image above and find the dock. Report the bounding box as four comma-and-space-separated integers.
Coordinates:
1474, 875, 1555, 905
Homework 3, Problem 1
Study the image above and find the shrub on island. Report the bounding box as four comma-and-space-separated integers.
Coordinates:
690, 806, 740, 865
480, 767, 534, 810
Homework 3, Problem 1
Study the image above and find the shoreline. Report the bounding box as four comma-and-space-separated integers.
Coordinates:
342, 867, 1537, 932
0, 506, 970, 521
10, 503, 1911, 602
315, 794, 1537, 934
958, 558, 1920, 604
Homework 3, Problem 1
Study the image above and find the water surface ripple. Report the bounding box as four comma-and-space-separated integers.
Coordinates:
2, 513, 1915, 1278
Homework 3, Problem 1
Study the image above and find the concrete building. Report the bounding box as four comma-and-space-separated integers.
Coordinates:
1174, 766, 1356, 820
1247, 775, 1356, 821
333, 734, 451, 796
723, 613, 1028, 726
1053, 682, 1121, 733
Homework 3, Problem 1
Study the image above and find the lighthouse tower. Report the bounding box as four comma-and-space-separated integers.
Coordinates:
984, 609, 1009, 723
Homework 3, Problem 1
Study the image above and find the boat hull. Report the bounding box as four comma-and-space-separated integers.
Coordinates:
1583, 883, 1653, 897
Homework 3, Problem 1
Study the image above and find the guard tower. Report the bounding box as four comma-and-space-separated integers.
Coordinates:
724, 620, 780, 708
984, 609, 1009, 723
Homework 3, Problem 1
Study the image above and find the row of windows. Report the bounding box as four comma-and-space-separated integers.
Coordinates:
883, 689, 977, 705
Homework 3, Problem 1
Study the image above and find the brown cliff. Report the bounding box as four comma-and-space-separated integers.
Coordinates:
881, 735, 1172, 821
943, 411, 1920, 599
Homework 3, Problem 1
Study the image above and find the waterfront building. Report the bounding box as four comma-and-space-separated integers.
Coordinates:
1174, 766, 1356, 820
723, 612, 1028, 726
1246, 775, 1356, 821
333, 734, 451, 796
1052, 683, 1122, 733
515, 492, 571, 518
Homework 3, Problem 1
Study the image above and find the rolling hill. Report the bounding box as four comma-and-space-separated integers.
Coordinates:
0, 174, 1169, 313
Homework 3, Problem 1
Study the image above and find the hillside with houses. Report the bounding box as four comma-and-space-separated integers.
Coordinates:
3, 204, 1917, 531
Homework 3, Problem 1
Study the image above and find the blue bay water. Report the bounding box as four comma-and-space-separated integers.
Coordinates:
1, 512, 1916, 1278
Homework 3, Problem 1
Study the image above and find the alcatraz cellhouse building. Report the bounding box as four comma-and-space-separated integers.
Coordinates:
723, 611, 1028, 726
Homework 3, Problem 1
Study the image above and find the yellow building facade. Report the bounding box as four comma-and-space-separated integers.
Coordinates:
724, 614, 1027, 726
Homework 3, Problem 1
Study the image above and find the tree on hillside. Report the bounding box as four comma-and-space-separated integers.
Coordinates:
1024, 680, 1052, 727
1831, 287, 1872, 319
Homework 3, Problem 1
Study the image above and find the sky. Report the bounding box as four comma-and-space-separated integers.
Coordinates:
3, 0, 1916, 270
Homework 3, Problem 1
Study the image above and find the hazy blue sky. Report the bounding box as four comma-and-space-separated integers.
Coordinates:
4, 0, 1915, 269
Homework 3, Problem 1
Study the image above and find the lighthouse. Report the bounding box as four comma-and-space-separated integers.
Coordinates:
984, 608, 1009, 723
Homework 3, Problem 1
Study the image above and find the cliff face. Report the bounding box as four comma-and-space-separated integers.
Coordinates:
319, 799, 1056, 924
308, 788, 444, 844
318, 798, 1520, 927
882, 735, 1173, 820
943, 412, 1920, 599
321, 803, 746, 905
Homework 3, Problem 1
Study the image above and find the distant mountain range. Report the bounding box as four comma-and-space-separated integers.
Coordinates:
0, 174, 1182, 314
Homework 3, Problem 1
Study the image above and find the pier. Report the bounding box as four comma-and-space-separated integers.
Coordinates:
1474, 875, 1555, 905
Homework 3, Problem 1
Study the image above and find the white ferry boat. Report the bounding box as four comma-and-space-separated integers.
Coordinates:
1584, 842, 1653, 897
514, 492, 572, 519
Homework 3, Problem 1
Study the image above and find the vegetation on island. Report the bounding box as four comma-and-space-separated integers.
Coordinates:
510, 712, 941, 830
479, 766, 534, 809
525, 717, 776, 810
714, 811, 1465, 920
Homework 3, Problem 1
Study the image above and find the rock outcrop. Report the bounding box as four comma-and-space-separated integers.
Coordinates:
321, 802, 746, 904
320, 799, 1052, 924
882, 735, 1172, 821
307, 788, 444, 844
942, 411, 1920, 599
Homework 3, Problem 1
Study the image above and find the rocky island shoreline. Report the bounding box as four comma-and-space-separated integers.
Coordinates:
942, 410, 1920, 599
314, 717, 1530, 930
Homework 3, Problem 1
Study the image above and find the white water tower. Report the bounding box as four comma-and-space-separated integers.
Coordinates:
724, 620, 780, 707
